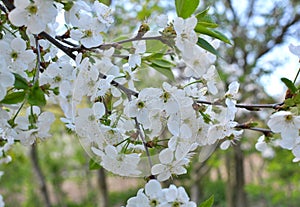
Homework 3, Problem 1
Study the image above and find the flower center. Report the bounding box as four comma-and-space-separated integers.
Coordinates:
10, 51, 18, 61
137, 101, 145, 109
150, 199, 159, 207
85, 30, 93, 38
285, 114, 293, 122
26, 4, 38, 15
172, 201, 180, 207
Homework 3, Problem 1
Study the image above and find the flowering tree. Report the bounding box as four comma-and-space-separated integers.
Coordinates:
0, 0, 299, 206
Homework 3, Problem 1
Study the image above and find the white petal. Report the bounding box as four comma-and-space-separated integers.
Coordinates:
220, 140, 231, 150
159, 148, 173, 164
93, 102, 105, 119
145, 180, 162, 198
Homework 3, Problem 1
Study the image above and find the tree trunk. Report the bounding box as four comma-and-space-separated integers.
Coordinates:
233, 143, 248, 207
30, 144, 51, 207
225, 151, 234, 207
97, 167, 109, 207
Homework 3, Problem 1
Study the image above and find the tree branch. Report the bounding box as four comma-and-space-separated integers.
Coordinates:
256, 13, 300, 60
30, 144, 51, 207
196, 100, 283, 111
235, 123, 273, 136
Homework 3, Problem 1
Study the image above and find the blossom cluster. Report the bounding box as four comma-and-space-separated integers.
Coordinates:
124, 179, 196, 207
0, 0, 300, 206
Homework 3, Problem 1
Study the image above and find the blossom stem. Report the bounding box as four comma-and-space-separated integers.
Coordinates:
234, 124, 273, 136
293, 67, 300, 84
134, 118, 153, 170
34, 35, 41, 84
196, 100, 283, 111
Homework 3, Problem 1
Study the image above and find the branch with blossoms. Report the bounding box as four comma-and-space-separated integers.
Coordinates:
1, 0, 300, 206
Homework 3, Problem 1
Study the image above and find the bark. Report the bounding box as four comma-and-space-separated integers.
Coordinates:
225, 151, 234, 207
30, 144, 51, 207
234, 143, 248, 207
97, 167, 109, 207
190, 162, 211, 203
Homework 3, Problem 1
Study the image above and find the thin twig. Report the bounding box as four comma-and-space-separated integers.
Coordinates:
235, 124, 273, 136
196, 100, 283, 111
34, 35, 41, 83
134, 117, 154, 170
0, 3, 7, 13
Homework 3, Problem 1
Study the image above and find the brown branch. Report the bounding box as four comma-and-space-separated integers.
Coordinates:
256, 13, 300, 60
235, 123, 273, 136
1, 0, 14, 11
196, 100, 283, 111
30, 144, 51, 207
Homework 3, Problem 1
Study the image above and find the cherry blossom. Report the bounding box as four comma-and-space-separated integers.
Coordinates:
14, 106, 55, 145
0, 61, 14, 101
0, 37, 35, 77
173, 16, 198, 55
289, 43, 300, 59
151, 148, 189, 181
8, 0, 57, 34
255, 135, 275, 159
267, 111, 300, 145
91, 145, 141, 177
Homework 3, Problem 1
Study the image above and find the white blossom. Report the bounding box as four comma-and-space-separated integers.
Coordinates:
0, 37, 35, 76
151, 148, 189, 181
289, 43, 300, 58
173, 16, 198, 54
8, 0, 58, 34
255, 135, 275, 159
0, 61, 14, 101
91, 145, 141, 176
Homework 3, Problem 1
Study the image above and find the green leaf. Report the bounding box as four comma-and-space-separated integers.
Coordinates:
0, 91, 26, 104
195, 24, 231, 44
196, 8, 218, 28
146, 40, 168, 53
13, 73, 29, 90
196, 7, 210, 18
28, 82, 46, 106
150, 63, 175, 81
293, 93, 300, 104
284, 98, 295, 107
98, 0, 111, 6
151, 59, 175, 68
145, 53, 165, 60
197, 37, 220, 57
199, 195, 214, 207
175, 0, 200, 19
281, 77, 297, 94
89, 159, 101, 170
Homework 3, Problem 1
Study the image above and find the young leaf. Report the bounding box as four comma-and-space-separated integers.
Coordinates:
199, 195, 214, 207
196, 7, 210, 18
13, 73, 29, 90
150, 63, 175, 81
28, 82, 46, 106
151, 59, 175, 68
195, 24, 231, 44
175, 0, 200, 19
196, 9, 218, 28
197, 37, 220, 57
0, 91, 26, 104
89, 159, 101, 170
281, 77, 297, 94
146, 40, 168, 53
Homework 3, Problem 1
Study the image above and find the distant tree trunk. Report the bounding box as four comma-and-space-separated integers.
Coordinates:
190, 162, 211, 203
225, 151, 234, 207
233, 142, 248, 207
30, 144, 51, 207
97, 167, 109, 207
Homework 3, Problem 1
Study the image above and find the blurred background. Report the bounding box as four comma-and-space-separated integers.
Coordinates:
1, 0, 300, 206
